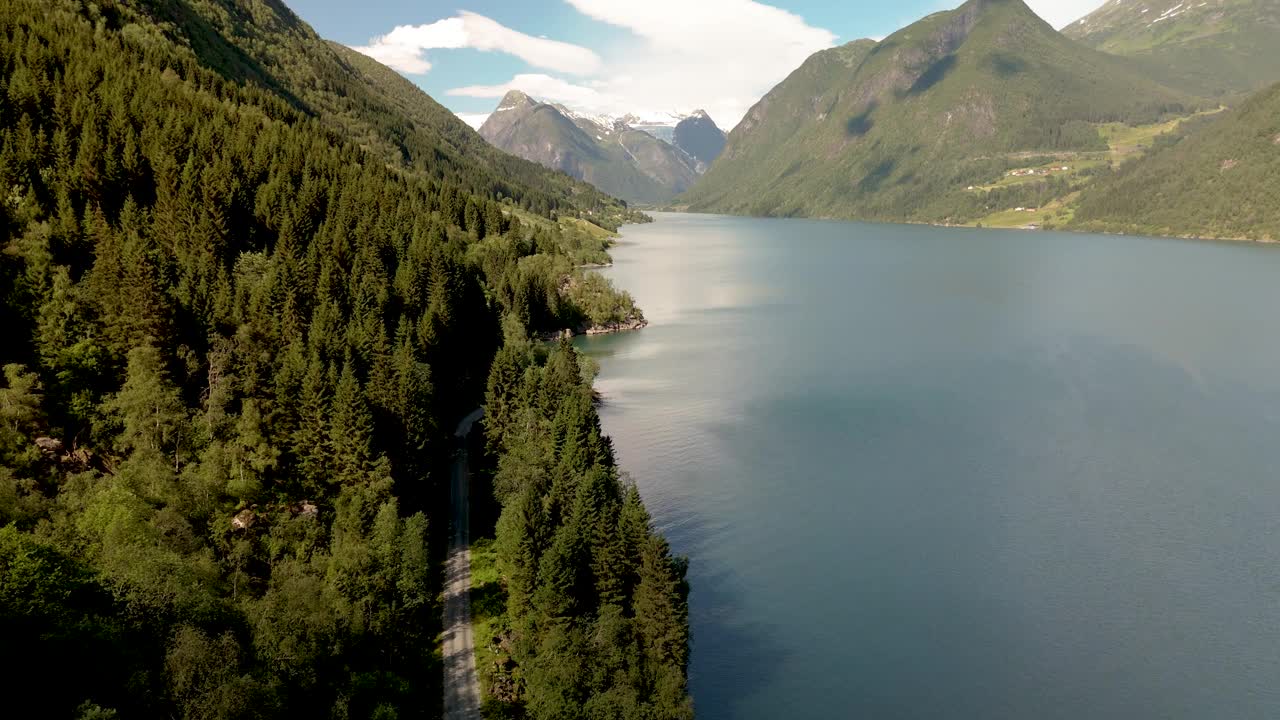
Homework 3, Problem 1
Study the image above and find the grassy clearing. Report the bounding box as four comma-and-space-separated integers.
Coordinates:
972, 207, 1046, 228
560, 216, 617, 241
970, 192, 1080, 229
471, 537, 520, 719
1098, 107, 1225, 159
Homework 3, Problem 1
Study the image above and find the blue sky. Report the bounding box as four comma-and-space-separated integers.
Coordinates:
288, 0, 1108, 130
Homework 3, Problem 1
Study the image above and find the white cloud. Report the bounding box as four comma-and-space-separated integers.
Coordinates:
555, 0, 837, 128
1027, 0, 1109, 29
453, 112, 491, 129
352, 11, 601, 76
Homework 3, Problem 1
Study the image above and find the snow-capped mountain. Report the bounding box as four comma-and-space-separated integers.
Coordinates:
478, 91, 726, 204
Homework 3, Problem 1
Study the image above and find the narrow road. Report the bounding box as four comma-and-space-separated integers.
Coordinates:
444, 408, 485, 720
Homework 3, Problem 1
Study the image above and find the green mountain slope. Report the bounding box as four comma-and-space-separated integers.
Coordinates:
681, 0, 1198, 222
480, 91, 701, 205
1069, 81, 1280, 240
1062, 0, 1280, 98
140, 0, 635, 224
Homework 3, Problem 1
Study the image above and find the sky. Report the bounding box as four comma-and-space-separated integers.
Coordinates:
287, 0, 1110, 132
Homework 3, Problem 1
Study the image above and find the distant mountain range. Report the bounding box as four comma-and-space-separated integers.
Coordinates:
479, 92, 726, 205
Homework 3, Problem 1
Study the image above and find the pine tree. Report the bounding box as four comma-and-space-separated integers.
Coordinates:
484, 342, 530, 459
226, 399, 277, 502
574, 467, 625, 609
109, 344, 187, 465
329, 360, 376, 487
497, 484, 545, 620
293, 352, 331, 496
632, 536, 689, 673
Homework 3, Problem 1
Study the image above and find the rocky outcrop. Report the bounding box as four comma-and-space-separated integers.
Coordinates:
538, 317, 648, 342
580, 317, 648, 335
232, 508, 257, 531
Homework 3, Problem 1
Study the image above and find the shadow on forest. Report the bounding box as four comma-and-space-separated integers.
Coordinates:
471, 574, 508, 625
857, 159, 897, 193
149, 0, 310, 112
986, 51, 1027, 78
907, 54, 957, 95
845, 101, 879, 137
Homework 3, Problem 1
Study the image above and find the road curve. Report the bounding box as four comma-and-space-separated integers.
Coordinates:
444, 408, 485, 720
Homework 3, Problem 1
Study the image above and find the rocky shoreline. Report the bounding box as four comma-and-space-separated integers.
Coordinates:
537, 316, 649, 341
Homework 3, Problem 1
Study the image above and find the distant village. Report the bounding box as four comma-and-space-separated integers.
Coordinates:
1008, 165, 1071, 178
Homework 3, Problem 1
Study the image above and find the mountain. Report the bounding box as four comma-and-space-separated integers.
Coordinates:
1062, 0, 1280, 98
674, 111, 728, 168
480, 91, 702, 204
1068, 81, 1280, 240
681, 0, 1199, 223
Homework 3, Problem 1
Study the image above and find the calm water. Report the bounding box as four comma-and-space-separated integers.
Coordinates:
576, 213, 1280, 720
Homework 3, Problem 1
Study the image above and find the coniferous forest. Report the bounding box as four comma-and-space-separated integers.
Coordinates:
0, 0, 687, 717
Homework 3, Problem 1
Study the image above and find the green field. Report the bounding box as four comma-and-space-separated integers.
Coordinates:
966, 109, 1217, 228
1098, 108, 1225, 159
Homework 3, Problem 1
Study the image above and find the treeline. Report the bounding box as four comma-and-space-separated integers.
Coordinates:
0, 0, 675, 717
476, 336, 692, 719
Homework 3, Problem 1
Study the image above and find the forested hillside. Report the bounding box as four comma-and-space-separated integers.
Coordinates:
0, 0, 685, 717
1069, 81, 1280, 241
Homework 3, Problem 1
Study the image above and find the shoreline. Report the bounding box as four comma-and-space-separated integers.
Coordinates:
541, 219, 651, 342
654, 207, 1277, 246
535, 318, 649, 343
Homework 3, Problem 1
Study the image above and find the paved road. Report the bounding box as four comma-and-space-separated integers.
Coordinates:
444, 408, 484, 720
